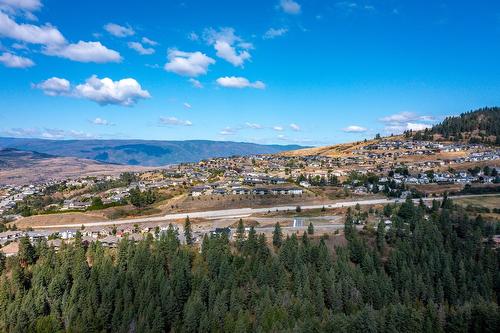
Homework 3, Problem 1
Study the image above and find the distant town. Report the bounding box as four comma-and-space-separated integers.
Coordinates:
1, 137, 498, 256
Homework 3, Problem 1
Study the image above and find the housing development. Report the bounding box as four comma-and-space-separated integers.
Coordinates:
1, 136, 498, 255
1, 1, 500, 330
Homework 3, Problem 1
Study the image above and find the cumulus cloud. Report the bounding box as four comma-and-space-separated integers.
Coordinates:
380, 111, 420, 123
34, 75, 150, 106
75, 75, 151, 106
0, 11, 66, 45
33, 77, 71, 96
219, 127, 236, 136
216, 76, 265, 89
89, 117, 114, 126
263, 27, 288, 39
11, 42, 27, 49
0, 0, 41, 19
406, 123, 432, 131
203, 27, 252, 67
214, 40, 250, 67
279, 0, 301, 14
159, 116, 192, 126
343, 125, 367, 133
0, 7, 120, 63
380, 111, 436, 134
188, 78, 203, 88
245, 122, 262, 129
0, 0, 42, 11
128, 41, 154, 55
43, 41, 122, 63
290, 123, 301, 131
141, 37, 158, 46
104, 23, 134, 37
273, 125, 284, 131
0, 51, 33, 67
164, 49, 215, 77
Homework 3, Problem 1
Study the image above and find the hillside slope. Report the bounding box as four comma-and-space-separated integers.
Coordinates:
0, 138, 303, 166
0, 148, 151, 185
428, 107, 500, 143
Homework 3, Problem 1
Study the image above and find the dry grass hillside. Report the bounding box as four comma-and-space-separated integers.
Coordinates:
280, 135, 405, 158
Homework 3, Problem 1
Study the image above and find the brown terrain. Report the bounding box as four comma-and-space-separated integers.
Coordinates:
0, 149, 158, 185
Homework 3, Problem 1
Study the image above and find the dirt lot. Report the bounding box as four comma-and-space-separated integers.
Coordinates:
164, 192, 327, 213
454, 195, 500, 210
14, 211, 107, 229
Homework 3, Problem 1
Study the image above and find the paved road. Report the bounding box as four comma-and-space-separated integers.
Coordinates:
35, 193, 498, 229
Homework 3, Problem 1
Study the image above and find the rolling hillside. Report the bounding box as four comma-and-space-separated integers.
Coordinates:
0, 148, 152, 185
428, 107, 500, 143
0, 138, 303, 166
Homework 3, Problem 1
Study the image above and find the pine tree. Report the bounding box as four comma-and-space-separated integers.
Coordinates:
235, 219, 245, 251
272, 222, 283, 248
307, 222, 314, 235
184, 216, 193, 245
376, 220, 385, 252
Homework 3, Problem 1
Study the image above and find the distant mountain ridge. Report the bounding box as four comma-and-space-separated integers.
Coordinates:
0, 138, 304, 166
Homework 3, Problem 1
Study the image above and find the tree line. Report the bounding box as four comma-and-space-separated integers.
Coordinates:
0, 198, 499, 332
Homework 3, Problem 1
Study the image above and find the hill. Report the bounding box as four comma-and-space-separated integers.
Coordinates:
0, 138, 304, 166
412, 107, 500, 144
284, 107, 500, 159
0, 148, 152, 185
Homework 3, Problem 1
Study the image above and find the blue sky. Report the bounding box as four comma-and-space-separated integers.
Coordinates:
0, 0, 499, 146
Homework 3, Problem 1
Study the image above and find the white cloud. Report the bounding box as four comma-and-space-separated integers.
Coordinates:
188, 78, 203, 88
216, 76, 265, 89
104, 23, 134, 37
0, 11, 121, 64
406, 122, 432, 131
90, 117, 113, 126
273, 125, 284, 131
219, 127, 236, 135
279, 0, 301, 14
164, 49, 215, 77
335, 2, 376, 13
34, 75, 150, 106
0, 51, 33, 67
214, 40, 250, 67
128, 41, 155, 55
11, 42, 27, 49
263, 27, 288, 39
159, 116, 192, 126
245, 122, 262, 129
188, 31, 199, 41
183, 102, 192, 109
203, 27, 252, 67
0, 0, 42, 12
290, 123, 301, 131
141, 37, 158, 46
380, 111, 436, 134
343, 125, 367, 133
43, 41, 122, 63
0, 11, 66, 45
1, 127, 96, 139
33, 77, 71, 96
0, 0, 41, 19
75, 75, 151, 106
380, 111, 417, 123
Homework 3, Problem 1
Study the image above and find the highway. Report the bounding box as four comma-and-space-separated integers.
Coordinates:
33, 193, 498, 229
